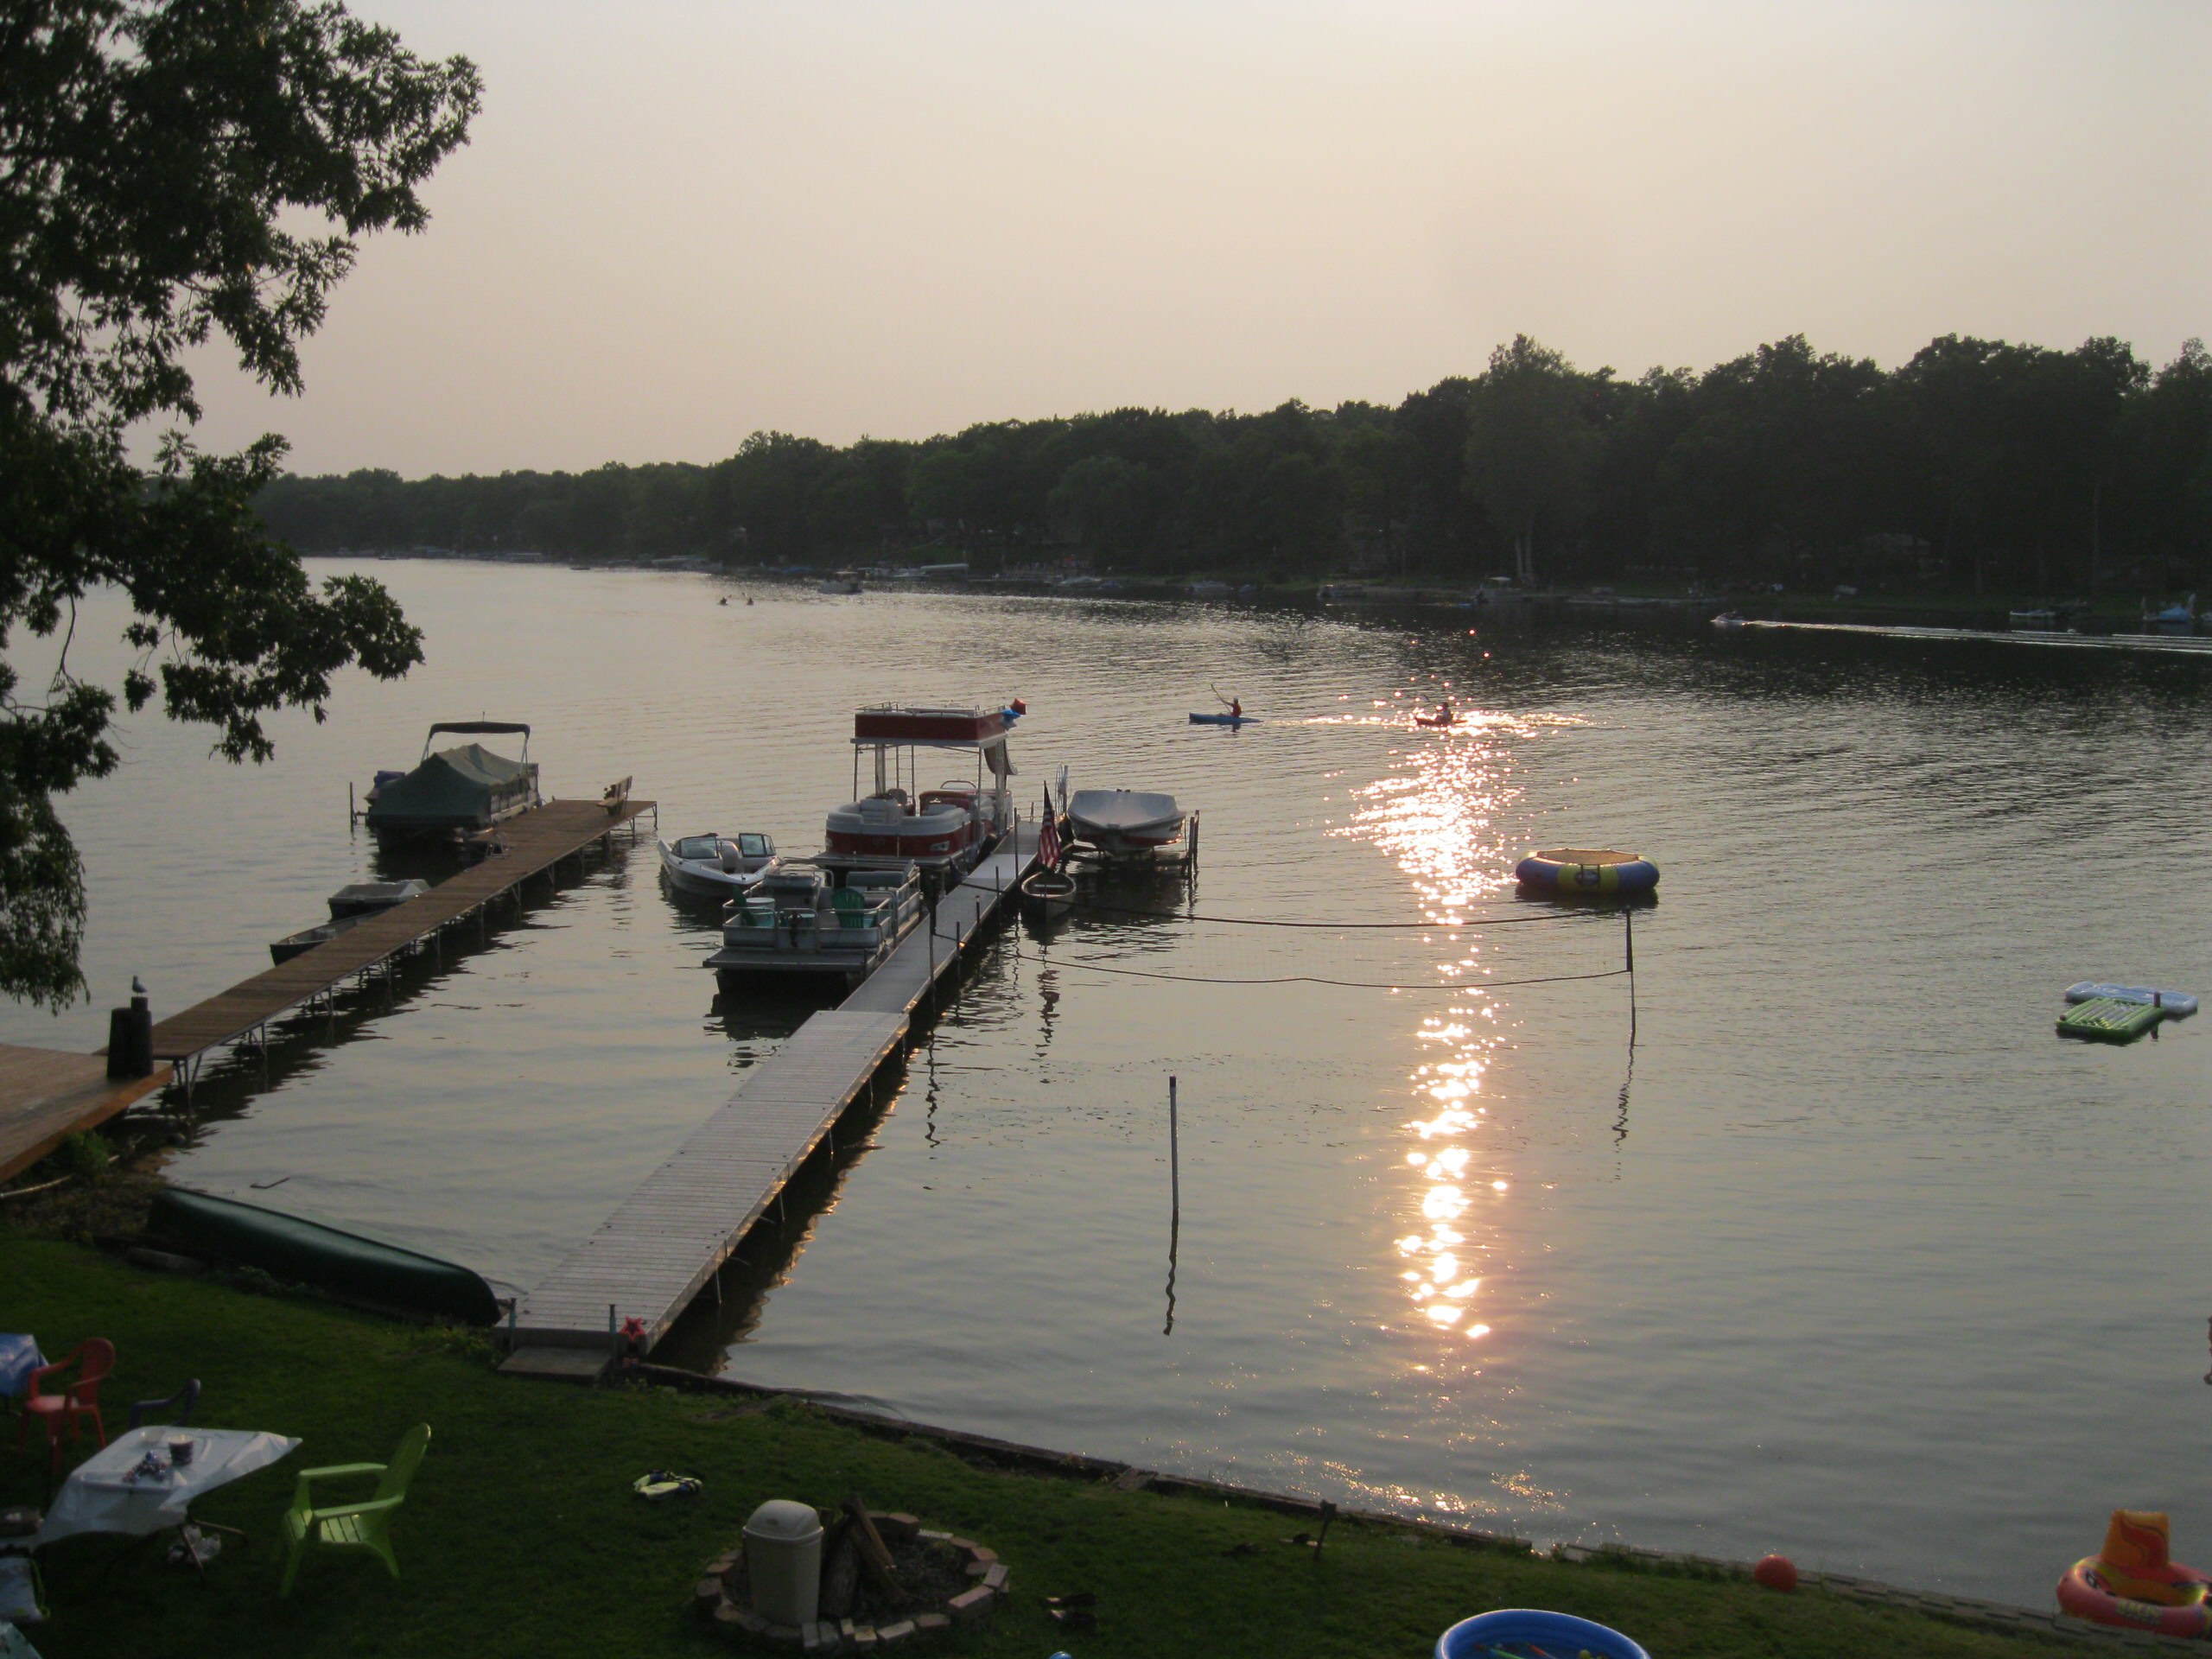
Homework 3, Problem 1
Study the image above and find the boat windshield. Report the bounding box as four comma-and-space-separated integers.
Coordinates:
737, 833, 772, 857
674, 835, 721, 859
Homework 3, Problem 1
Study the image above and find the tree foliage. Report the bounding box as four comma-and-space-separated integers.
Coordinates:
260, 332, 2212, 604
1, 0, 480, 1006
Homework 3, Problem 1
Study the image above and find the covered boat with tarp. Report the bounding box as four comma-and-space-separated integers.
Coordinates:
146, 1187, 500, 1325
363, 721, 541, 845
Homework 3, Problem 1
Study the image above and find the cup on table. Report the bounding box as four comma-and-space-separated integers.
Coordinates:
166, 1436, 195, 1468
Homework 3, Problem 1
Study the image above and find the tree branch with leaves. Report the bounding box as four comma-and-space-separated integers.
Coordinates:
0, 0, 480, 1006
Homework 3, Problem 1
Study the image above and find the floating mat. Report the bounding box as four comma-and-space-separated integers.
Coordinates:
2064, 982, 2198, 1017
2057, 997, 2167, 1042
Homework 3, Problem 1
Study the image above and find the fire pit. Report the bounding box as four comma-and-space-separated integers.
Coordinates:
696, 1498, 1007, 1648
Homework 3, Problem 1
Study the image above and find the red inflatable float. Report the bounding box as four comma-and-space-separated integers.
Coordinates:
2056, 1511, 2212, 1639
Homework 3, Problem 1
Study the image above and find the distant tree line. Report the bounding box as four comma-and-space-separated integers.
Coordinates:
257, 332, 2212, 596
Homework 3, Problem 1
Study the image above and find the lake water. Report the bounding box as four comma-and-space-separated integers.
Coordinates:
10, 561, 2212, 1605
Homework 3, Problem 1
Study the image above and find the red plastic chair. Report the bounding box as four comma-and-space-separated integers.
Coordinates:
17, 1339, 114, 1478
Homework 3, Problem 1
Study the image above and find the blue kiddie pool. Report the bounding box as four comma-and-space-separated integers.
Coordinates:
1437, 1608, 1650, 1659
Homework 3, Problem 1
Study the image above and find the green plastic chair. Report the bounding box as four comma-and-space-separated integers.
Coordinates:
277, 1423, 430, 1596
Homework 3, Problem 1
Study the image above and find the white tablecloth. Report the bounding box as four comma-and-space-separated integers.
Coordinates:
34, 1426, 300, 1546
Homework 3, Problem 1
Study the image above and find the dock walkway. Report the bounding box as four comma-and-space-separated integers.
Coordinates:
512, 824, 1037, 1355
152, 798, 653, 1079
0, 1047, 174, 1183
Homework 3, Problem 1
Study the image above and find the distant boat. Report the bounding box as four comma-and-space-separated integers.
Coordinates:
2009, 608, 2059, 629
1189, 711, 1255, 725
817, 573, 862, 594
1710, 612, 1745, 629
2145, 594, 2196, 634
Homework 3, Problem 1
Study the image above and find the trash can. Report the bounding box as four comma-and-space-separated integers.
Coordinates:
743, 1500, 823, 1626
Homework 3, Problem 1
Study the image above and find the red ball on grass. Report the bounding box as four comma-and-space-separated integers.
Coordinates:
1753, 1554, 1798, 1592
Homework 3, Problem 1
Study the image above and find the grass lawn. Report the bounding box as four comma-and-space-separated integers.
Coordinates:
0, 1236, 2089, 1658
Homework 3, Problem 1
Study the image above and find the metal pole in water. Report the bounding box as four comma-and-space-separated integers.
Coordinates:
1168, 1075, 1180, 1227
1624, 907, 1637, 1046
1165, 1074, 1181, 1336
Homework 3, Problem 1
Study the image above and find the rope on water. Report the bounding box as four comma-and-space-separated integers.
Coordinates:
1071, 898, 1608, 931
1039, 960, 1633, 993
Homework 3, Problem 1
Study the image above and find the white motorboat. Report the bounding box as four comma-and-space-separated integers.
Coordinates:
658, 831, 779, 899
821, 705, 1016, 887
704, 862, 925, 990
1065, 789, 1185, 855
1710, 611, 1746, 629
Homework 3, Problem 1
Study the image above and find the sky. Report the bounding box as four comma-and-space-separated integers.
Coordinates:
184, 1, 2211, 479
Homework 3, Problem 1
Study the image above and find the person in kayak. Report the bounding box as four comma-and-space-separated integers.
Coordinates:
1230, 696, 1242, 720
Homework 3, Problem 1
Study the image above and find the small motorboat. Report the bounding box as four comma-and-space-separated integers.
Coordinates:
658, 830, 779, 900
1414, 707, 1457, 728
1710, 612, 1746, 629
2010, 607, 2060, 630
326, 879, 429, 918
1066, 789, 1185, 855
1189, 711, 1255, 726
817, 573, 863, 594
269, 878, 433, 963
1017, 867, 1077, 924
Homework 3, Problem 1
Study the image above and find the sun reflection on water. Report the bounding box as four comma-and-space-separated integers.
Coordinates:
1332, 696, 1567, 1355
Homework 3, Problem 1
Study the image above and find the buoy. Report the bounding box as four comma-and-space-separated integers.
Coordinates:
1753, 1554, 1797, 1592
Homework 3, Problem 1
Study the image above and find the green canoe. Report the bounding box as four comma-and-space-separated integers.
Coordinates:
147, 1187, 500, 1325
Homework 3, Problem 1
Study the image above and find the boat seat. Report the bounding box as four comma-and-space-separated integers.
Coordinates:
831, 888, 871, 928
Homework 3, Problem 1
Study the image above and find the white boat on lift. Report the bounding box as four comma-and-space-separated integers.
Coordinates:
820, 705, 1016, 887
657, 830, 779, 899
1065, 789, 1185, 855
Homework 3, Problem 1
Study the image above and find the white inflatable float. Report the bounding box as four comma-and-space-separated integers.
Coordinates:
2063, 982, 2198, 1018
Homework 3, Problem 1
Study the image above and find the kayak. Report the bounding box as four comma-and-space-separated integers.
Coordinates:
147, 1187, 501, 1325
2063, 982, 2198, 1018
1189, 712, 1256, 725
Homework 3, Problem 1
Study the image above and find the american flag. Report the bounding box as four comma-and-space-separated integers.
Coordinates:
1039, 791, 1061, 870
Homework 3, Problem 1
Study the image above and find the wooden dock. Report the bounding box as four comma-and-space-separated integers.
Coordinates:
0, 1046, 174, 1183
152, 798, 654, 1080
509, 824, 1038, 1358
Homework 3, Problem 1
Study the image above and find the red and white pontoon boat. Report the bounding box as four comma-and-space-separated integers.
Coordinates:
820, 705, 1017, 885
